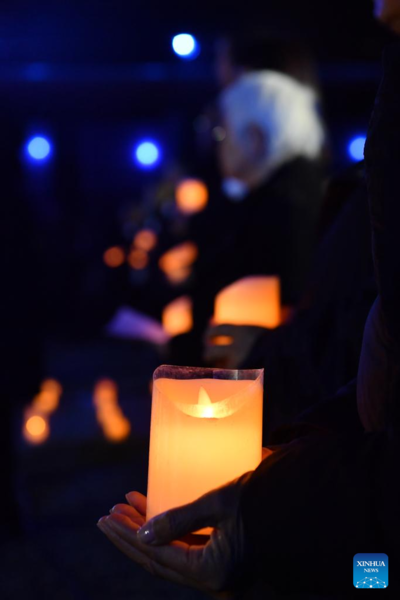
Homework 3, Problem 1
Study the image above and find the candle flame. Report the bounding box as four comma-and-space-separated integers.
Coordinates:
198, 387, 214, 418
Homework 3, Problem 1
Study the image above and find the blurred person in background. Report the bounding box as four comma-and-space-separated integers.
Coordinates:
204, 44, 380, 438
170, 66, 326, 365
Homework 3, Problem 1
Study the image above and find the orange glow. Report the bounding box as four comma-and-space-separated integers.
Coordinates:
41, 379, 63, 395
128, 249, 149, 270
33, 391, 59, 414
103, 246, 125, 268
159, 242, 198, 284
93, 379, 118, 408
134, 229, 158, 252
164, 266, 193, 284
176, 179, 209, 215
23, 412, 50, 445
209, 335, 234, 346
93, 379, 131, 443
26, 415, 46, 436
162, 296, 193, 337
197, 387, 214, 418
214, 276, 281, 329
147, 368, 263, 534
33, 378, 62, 414
103, 415, 131, 442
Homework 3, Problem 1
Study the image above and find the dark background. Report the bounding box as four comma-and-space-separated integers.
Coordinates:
0, 2, 390, 598
0, 0, 389, 334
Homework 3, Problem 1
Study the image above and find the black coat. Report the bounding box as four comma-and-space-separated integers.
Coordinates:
239, 42, 400, 596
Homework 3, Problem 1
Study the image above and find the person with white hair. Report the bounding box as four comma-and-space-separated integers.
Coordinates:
167, 68, 326, 367
218, 69, 325, 195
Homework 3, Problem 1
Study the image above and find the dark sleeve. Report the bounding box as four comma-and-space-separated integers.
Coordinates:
241, 432, 400, 594
240, 45, 400, 595
269, 378, 363, 444
358, 43, 400, 432
363, 43, 400, 340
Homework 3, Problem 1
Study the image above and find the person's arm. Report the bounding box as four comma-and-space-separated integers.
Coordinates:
241, 430, 399, 594
358, 43, 400, 432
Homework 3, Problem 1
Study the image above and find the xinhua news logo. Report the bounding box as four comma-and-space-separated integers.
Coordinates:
354, 553, 388, 589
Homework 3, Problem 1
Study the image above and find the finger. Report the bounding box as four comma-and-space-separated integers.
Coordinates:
104, 513, 206, 577
98, 519, 207, 592
262, 447, 275, 461
125, 491, 147, 517
137, 489, 221, 546
110, 503, 145, 526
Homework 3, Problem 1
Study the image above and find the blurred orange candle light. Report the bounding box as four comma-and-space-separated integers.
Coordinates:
103, 246, 125, 268
33, 379, 62, 414
147, 366, 263, 532
162, 296, 193, 337
93, 379, 131, 443
23, 409, 50, 445
176, 179, 209, 215
158, 241, 198, 284
214, 276, 281, 329
134, 229, 158, 252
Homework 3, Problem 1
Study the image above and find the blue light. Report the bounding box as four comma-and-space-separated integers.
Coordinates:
172, 34, 199, 59
348, 135, 366, 162
134, 141, 161, 168
26, 136, 52, 160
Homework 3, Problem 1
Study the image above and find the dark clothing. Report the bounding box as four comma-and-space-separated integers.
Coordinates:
194, 156, 324, 311
169, 157, 324, 366
243, 170, 375, 438
240, 43, 400, 595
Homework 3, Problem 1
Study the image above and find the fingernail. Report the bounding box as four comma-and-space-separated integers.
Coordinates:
137, 521, 155, 544
109, 506, 116, 514
97, 516, 108, 527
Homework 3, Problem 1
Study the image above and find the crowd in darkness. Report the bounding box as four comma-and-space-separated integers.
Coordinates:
3, 0, 400, 598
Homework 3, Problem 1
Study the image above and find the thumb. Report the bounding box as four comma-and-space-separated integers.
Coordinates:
137, 490, 221, 546
137, 473, 252, 546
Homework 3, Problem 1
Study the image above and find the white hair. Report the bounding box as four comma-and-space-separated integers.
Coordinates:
220, 70, 326, 177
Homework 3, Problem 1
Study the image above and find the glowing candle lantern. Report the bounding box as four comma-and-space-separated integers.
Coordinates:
176, 179, 209, 215
147, 366, 263, 532
214, 276, 281, 329
162, 296, 193, 337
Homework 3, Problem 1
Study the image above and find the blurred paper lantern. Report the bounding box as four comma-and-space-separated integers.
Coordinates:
214, 276, 281, 329
134, 229, 158, 252
128, 248, 149, 270
103, 246, 125, 268
176, 179, 209, 215
23, 409, 50, 445
159, 242, 198, 284
162, 295, 193, 337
